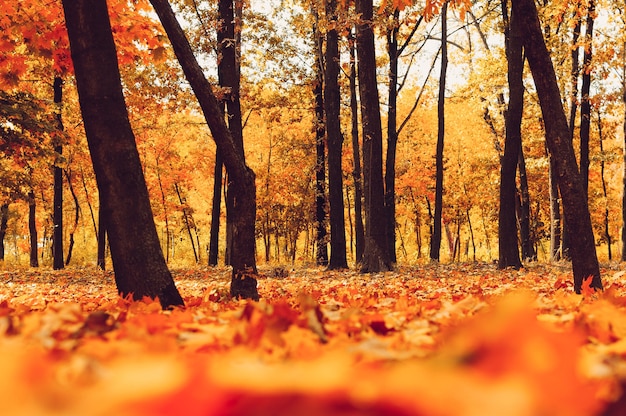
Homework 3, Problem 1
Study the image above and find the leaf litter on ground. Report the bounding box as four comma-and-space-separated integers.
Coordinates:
1, 263, 626, 415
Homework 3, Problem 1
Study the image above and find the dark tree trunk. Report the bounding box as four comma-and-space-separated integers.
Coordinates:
349, 31, 365, 264
598, 111, 612, 260
28, 191, 38, 267
208, 152, 222, 266
549, 154, 561, 260
517, 148, 535, 261
579, 0, 594, 196
0, 203, 8, 261
498, 0, 522, 269
217, 0, 245, 269
52, 76, 64, 270
430, 1, 447, 262
356, 0, 392, 272
174, 183, 198, 263
312, 11, 328, 266
325, 0, 348, 269
62, 0, 184, 308
385, 9, 399, 264
97, 198, 106, 270
149, 0, 258, 300
64, 169, 80, 265
622, 46, 626, 262
513, 0, 601, 292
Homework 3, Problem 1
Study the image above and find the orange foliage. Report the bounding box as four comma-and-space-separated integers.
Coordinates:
1, 264, 625, 415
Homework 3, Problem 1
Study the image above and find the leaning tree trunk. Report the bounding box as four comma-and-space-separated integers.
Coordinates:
430, 1, 448, 262
513, 0, 602, 292
149, 0, 258, 300
325, 0, 348, 269
498, 0, 522, 270
62, 0, 184, 308
52, 76, 64, 270
356, 0, 392, 272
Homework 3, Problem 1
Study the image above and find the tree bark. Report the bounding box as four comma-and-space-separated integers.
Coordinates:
385, 8, 399, 264
430, 1, 448, 262
0, 203, 7, 261
28, 191, 38, 267
579, 0, 594, 196
62, 0, 184, 308
312, 9, 329, 266
349, 31, 364, 263
325, 0, 348, 270
149, 0, 258, 300
356, 0, 392, 272
498, 0, 522, 269
52, 76, 64, 270
513, 0, 601, 292
208, 152, 222, 266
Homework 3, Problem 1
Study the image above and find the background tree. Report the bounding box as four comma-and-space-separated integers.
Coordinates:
62, 0, 185, 308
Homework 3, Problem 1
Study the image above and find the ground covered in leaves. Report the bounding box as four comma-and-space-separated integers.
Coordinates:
2, 263, 626, 415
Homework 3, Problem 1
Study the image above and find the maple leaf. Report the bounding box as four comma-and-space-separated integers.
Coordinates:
581, 276, 596, 298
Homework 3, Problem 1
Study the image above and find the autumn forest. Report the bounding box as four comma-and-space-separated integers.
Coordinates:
3, 0, 626, 414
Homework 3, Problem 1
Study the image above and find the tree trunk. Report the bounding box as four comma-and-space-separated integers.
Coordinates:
385, 9, 399, 264
513, 0, 601, 292
349, 29, 364, 263
0, 203, 8, 261
325, 0, 348, 269
97, 198, 106, 270
28, 191, 38, 267
598, 111, 612, 260
498, 0, 522, 269
518, 147, 535, 261
149, 0, 258, 300
356, 0, 392, 272
549, 154, 561, 260
430, 1, 447, 262
312, 10, 328, 266
62, 0, 184, 308
174, 183, 198, 263
579, 0, 594, 195
64, 169, 80, 265
621, 40, 626, 262
52, 76, 64, 270
208, 151, 222, 266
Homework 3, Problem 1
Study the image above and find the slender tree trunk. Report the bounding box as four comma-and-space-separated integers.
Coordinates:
430, 1, 448, 262
97, 197, 106, 270
150, 0, 258, 300
549, 154, 561, 260
208, 152, 222, 266
325, 0, 348, 269
174, 183, 198, 263
621, 40, 626, 262
356, 0, 392, 272
0, 203, 8, 261
52, 76, 64, 270
518, 144, 535, 260
385, 9, 400, 264
598, 111, 611, 260
579, 0, 594, 195
498, 0, 522, 269
514, 0, 601, 292
349, 30, 364, 263
28, 191, 38, 267
64, 169, 80, 265
312, 12, 329, 266
63, 0, 184, 308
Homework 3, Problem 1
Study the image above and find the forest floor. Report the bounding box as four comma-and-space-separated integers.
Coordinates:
1, 262, 626, 415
